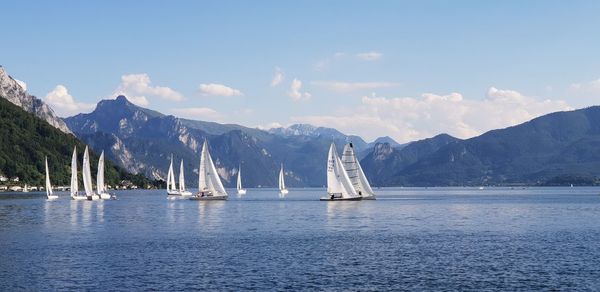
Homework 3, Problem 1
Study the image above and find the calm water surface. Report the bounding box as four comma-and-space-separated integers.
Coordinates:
1, 187, 600, 291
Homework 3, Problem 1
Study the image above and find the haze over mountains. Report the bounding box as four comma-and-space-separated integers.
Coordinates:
1, 65, 600, 187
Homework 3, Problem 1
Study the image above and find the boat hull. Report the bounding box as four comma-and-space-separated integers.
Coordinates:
47, 195, 59, 200
87, 195, 100, 201
167, 190, 192, 196
71, 196, 87, 201
189, 195, 228, 201
98, 193, 111, 200
320, 196, 362, 201
237, 189, 247, 195
361, 195, 376, 200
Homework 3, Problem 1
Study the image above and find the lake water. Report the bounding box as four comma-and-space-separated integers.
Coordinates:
1, 187, 600, 291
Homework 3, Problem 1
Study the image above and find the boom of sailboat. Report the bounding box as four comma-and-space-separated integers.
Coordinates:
43, 141, 376, 201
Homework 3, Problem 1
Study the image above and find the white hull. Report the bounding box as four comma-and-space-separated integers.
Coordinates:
47, 195, 59, 200
279, 189, 289, 195
71, 196, 87, 201
320, 196, 362, 201
87, 195, 100, 201
361, 195, 376, 200
190, 195, 228, 201
237, 189, 247, 195
167, 190, 192, 196
98, 193, 111, 200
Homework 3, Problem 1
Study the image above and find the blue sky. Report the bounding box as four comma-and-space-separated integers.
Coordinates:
2, 1, 600, 142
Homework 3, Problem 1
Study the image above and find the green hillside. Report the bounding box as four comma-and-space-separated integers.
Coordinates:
0, 96, 151, 187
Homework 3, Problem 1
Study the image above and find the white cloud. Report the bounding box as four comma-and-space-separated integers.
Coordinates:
291, 88, 572, 142
170, 107, 222, 121
356, 51, 382, 61
15, 79, 27, 91
311, 81, 400, 92
288, 78, 312, 101
270, 67, 284, 87
44, 85, 95, 117
198, 83, 243, 97
114, 73, 183, 103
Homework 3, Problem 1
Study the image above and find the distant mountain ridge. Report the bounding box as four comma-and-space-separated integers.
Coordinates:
360, 107, 600, 186
65, 96, 375, 187
0, 66, 71, 134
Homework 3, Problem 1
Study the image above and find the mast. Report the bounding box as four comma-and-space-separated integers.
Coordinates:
45, 156, 53, 197
71, 147, 78, 197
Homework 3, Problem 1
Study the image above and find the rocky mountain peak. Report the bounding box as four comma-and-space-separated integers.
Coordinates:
0, 66, 71, 134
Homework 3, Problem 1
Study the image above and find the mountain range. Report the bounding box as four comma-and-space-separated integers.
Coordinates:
2, 65, 600, 187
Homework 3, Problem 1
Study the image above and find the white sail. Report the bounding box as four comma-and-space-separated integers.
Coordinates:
70, 147, 79, 197
167, 155, 175, 192
45, 157, 53, 197
97, 151, 106, 194
278, 164, 287, 191
342, 143, 375, 198
179, 159, 186, 192
198, 140, 227, 197
237, 165, 243, 190
327, 143, 358, 199
82, 146, 94, 197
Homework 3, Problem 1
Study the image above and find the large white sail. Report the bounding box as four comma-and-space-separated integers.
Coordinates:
167, 155, 176, 192
45, 156, 53, 197
82, 146, 94, 197
97, 151, 106, 194
70, 147, 79, 197
179, 159, 186, 192
342, 143, 375, 198
237, 166, 242, 190
198, 140, 227, 196
279, 164, 286, 191
327, 143, 358, 199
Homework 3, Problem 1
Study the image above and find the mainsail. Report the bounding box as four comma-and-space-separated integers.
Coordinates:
167, 155, 177, 192
327, 143, 358, 199
97, 151, 106, 194
70, 147, 79, 197
342, 143, 375, 198
45, 156, 53, 197
82, 146, 94, 197
179, 159, 186, 192
278, 164, 286, 191
198, 140, 227, 196
237, 165, 243, 191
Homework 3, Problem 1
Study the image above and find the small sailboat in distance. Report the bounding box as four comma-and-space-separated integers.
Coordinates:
166, 155, 180, 196
83, 146, 99, 200
190, 139, 228, 200
96, 151, 111, 199
45, 156, 58, 200
320, 142, 361, 201
71, 147, 86, 200
237, 164, 247, 196
278, 164, 288, 197
178, 159, 192, 196
342, 142, 376, 200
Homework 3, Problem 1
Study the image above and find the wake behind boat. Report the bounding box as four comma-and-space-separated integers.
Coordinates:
320, 143, 362, 201
190, 139, 228, 201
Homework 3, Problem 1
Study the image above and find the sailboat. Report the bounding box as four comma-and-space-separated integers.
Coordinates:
71, 147, 86, 200
96, 151, 111, 199
45, 156, 58, 200
178, 159, 192, 196
237, 164, 247, 195
166, 155, 180, 196
83, 146, 99, 200
278, 164, 288, 197
190, 139, 228, 200
341, 142, 376, 200
320, 143, 361, 201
